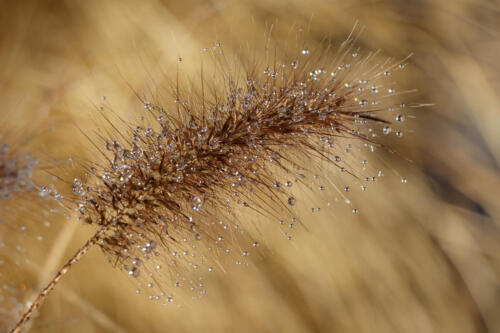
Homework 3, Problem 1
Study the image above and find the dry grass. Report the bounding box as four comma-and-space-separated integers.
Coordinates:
1, 0, 499, 332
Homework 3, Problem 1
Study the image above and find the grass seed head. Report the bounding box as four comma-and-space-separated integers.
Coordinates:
72, 35, 412, 300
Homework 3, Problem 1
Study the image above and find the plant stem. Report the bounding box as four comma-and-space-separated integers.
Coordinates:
11, 227, 107, 333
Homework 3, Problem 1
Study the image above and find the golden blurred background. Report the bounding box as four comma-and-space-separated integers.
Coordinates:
1, 0, 500, 332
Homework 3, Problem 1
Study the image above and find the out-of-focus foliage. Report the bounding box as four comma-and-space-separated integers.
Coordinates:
0, 0, 499, 332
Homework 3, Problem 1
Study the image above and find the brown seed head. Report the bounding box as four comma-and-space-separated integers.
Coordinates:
72, 37, 412, 299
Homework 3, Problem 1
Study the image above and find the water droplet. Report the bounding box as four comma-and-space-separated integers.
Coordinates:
38, 186, 50, 199
191, 196, 202, 211
287, 197, 296, 206
129, 267, 140, 278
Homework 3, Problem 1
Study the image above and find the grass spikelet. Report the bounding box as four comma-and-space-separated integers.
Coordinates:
11, 30, 414, 332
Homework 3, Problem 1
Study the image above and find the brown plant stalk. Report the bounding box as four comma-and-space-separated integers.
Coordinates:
11, 227, 107, 333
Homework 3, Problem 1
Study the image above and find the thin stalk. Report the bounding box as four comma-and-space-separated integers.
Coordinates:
11, 227, 107, 333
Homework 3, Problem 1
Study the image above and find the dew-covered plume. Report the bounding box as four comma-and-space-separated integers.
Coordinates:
11, 31, 415, 332
72, 34, 412, 298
